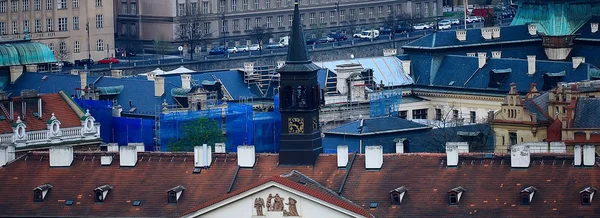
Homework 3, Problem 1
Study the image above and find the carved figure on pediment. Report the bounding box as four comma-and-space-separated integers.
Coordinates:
254, 197, 265, 216
285, 197, 299, 216
273, 194, 284, 211
266, 194, 274, 211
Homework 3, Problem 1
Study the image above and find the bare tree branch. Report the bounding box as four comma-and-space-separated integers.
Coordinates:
175, 10, 208, 60
251, 25, 273, 54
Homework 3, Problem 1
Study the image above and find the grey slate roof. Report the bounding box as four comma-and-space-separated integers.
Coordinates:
572, 97, 600, 128
326, 116, 430, 136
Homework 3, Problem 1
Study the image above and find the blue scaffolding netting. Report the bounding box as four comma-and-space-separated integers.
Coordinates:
369, 89, 402, 118
74, 99, 113, 143
112, 117, 156, 151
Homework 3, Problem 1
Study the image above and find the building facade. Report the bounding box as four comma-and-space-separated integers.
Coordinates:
114, 0, 442, 52
0, 0, 115, 62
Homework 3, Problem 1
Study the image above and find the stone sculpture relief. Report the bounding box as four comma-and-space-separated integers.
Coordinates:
256, 193, 300, 216
254, 197, 265, 216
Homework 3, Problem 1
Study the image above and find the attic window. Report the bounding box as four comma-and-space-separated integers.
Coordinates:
193, 167, 202, 174
132, 200, 142, 206
448, 186, 466, 205
94, 184, 113, 203
33, 184, 53, 202
580, 187, 597, 205
65, 200, 74, 206
389, 186, 408, 205
167, 185, 186, 204
520, 186, 537, 205
369, 202, 379, 208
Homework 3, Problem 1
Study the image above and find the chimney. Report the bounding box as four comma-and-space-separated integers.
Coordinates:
337, 145, 349, 168
446, 142, 459, 167
491, 51, 502, 59
100, 156, 113, 166
214, 142, 226, 153
510, 144, 530, 168
107, 143, 119, 152
194, 144, 212, 168
400, 60, 411, 75
154, 76, 165, 97
456, 29, 467, 41
574, 145, 582, 166
119, 145, 138, 167
128, 143, 145, 152
527, 55, 536, 75
525, 83, 540, 99
528, 23, 537, 36
276, 61, 286, 69
146, 72, 156, 81
466, 52, 476, 57
592, 23, 598, 33
111, 70, 122, 78
549, 142, 566, 153
181, 74, 191, 89
0, 145, 15, 166
572, 57, 585, 69
9, 66, 23, 84
477, 52, 487, 68
37, 98, 42, 120
79, 71, 87, 91
481, 27, 493, 40
365, 145, 383, 170
244, 62, 254, 73
49, 146, 74, 167
491, 27, 500, 39
395, 139, 404, 154
383, 49, 398, 56
237, 145, 256, 168
583, 145, 595, 167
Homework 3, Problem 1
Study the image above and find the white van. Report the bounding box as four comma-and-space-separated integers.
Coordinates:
279, 36, 290, 47
359, 30, 380, 39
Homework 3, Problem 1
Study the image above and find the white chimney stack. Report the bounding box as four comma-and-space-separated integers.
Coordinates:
237, 145, 256, 168
549, 142, 566, 153
49, 146, 74, 167
481, 27, 493, 40
0, 145, 15, 166
511, 144, 531, 168
466, 52, 476, 57
146, 71, 156, 81
492, 51, 502, 59
111, 70, 122, 79
365, 145, 383, 170
491, 27, 500, 39
574, 145, 583, 166
477, 52, 487, 68
119, 145, 138, 167
395, 140, 404, 154
181, 74, 191, 89
383, 49, 398, 56
100, 156, 113, 166
592, 23, 598, 33
127, 143, 145, 152
337, 145, 349, 168
194, 144, 212, 168
214, 143, 226, 153
79, 71, 87, 91
573, 57, 586, 69
107, 143, 119, 152
583, 145, 595, 167
528, 23, 537, 36
527, 55, 536, 75
456, 29, 466, 41
446, 142, 459, 167
244, 62, 254, 73
154, 76, 165, 97
400, 60, 411, 75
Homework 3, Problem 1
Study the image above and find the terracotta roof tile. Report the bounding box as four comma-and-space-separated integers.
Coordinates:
0, 94, 81, 133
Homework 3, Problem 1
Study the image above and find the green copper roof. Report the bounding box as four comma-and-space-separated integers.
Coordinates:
97, 85, 124, 95
0, 42, 55, 67
0, 44, 20, 66
171, 87, 192, 97
511, 0, 600, 35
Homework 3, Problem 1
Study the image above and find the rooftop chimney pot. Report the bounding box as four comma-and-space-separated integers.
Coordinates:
527, 55, 536, 75
456, 29, 467, 41
477, 52, 487, 68
237, 145, 256, 168
337, 145, 349, 167
119, 146, 138, 167
49, 146, 74, 167
365, 145, 383, 170
511, 144, 530, 168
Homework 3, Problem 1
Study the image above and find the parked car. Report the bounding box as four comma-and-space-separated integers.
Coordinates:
465, 16, 478, 23
56, 61, 74, 67
266, 43, 284, 49
97, 57, 119, 64
226, 47, 238, 53
413, 23, 430, 30
209, 46, 227, 55
74, 58, 94, 66
438, 22, 452, 30
450, 18, 460, 25
328, 33, 347, 41
359, 30, 380, 39
395, 25, 413, 33
306, 38, 318, 45
318, 36, 334, 43
380, 28, 393, 36
249, 44, 261, 51
352, 33, 362, 38
237, 45, 249, 52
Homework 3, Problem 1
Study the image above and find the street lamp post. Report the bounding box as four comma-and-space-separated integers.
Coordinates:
86, 22, 91, 62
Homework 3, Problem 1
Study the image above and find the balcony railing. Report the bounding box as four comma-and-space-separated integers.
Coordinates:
3, 125, 100, 149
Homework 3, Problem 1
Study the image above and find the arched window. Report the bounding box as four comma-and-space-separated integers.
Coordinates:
296, 85, 306, 108
282, 86, 293, 109
448, 192, 458, 205
521, 192, 530, 205
168, 191, 177, 203
34, 190, 43, 202
582, 192, 591, 205
95, 190, 104, 202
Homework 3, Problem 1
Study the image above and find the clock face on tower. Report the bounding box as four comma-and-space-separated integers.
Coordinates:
288, 117, 304, 134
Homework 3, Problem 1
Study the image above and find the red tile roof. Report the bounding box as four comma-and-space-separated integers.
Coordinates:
0, 152, 599, 217
0, 93, 81, 133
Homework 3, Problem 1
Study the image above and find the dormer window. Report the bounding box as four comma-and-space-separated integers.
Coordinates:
33, 184, 53, 202
389, 186, 408, 205
580, 187, 597, 205
520, 186, 537, 205
94, 184, 113, 203
448, 186, 466, 205
167, 185, 185, 204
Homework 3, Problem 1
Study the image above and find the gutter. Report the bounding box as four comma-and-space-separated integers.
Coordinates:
227, 165, 240, 193
402, 38, 542, 50
337, 151, 357, 195
326, 126, 432, 136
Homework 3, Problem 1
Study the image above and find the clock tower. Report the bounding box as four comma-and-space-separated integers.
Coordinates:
277, 0, 323, 165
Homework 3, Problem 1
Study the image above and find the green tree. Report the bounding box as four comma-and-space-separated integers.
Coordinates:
167, 117, 224, 151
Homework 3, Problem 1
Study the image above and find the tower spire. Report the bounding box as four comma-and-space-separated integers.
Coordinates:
286, 0, 309, 63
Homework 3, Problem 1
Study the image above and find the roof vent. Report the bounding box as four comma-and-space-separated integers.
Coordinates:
511, 144, 530, 168
181, 74, 192, 89
481, 27, 493, 40
100, 156, 113, 166
580, 186, 597, 205
477, 52, 487, 69
369, 202, 379, 208
448, 186, 466, 205
237, 145, 256, 168
167, 185, 186, 204
491, 27, 500, 39
132, 200, 142, 206
214, 142, 226, 153
528, 23, 537, 36
394, 138, 408, 154
466, 52, 476, 57
107, 143, 119, 152
456, 29, 466, 41
520, 186, 537, 205
583, 145, 595, 167
390, 186, 408, 205
33, 184, 53, 202
94, 185, 113, 203
49, 146, 74, 167
573, 57, 586, 69
65, 200, 74, 206
491, 51, 502, 59
119, 146, 138, 167
337, 145, 348, 168
592, 23, 598, 33
194, 144, 212, 168
446, 142, 459, 167
128, 143, 145, 152
383, 49, 397, 56
365, 145, 383, 170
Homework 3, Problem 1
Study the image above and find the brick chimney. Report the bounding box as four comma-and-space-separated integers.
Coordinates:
337, 145, 349, 168
572, 57, 585, 69
477, 52, 487, 68
527, 55, 536, 75
365, 145, 383, 170
456, 29, 467, 41
237, 145, 256, 168
154, 76, 165, 97
528, 23, 537, 36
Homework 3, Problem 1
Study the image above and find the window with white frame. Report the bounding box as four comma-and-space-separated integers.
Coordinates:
203, 22, 210, 34
59, 40, 66, 53
265, 0, 270, 9
309, 13, 315, 24
202, 2, 209, 14
231, 0, 236, 11
72, 0, 78, 8
221, 20, 227, 32
254, 0, 258, 10
288, 15, 292, 26
12, 21, 17, 34
74, 41, 80, 53
368, 7, 373, 18
244, 18, 250, 30
73, 16, 79, 30
277, 15, 282, 27
23, 20, 29, 32
189, 2, 195, 14
121, 24, 127, 35
35, 19, 41, 32
58, 17, 67, 31
96, 0, 102, 7
58, 0, 66, 9
396, 4, 401, 15
255, 17, 261, 27
46, 18, 53, 31
300, 13, 304, 24
340, 10, 345, 21
0, 22, 5, 35
330, 11, 335, 22
96, 39, 104, 51
276, 0, 281, 8
23, 0, 29, 11
378, 6, 383, 17
130, 23, 136, 35
0, 1, 6, 13
48, 43, 54, 52
433, 1, 437, 16
233, 19, 239, 31
424, 2, 428, 17
242, 0, 248, 10
387, 5, 392, 15
218, 0, 224, 12
178, 3, 185, 16
266, 16, 272, 28
121, 2, 127, 14
34, 0, 40, 10
96, 15, 103, 28
415, 3, 420, 17
319, 12, 324, 24
46, 0, 52, 10
359, 8, 364, 17
11, 0, 18, 12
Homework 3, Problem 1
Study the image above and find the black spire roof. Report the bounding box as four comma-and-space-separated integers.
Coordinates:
278, 0, 320, 72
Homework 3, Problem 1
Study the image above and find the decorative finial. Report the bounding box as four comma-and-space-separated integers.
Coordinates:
85, 109, 91, 116
50, 113, 56, 120
16, 116, 21, 123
